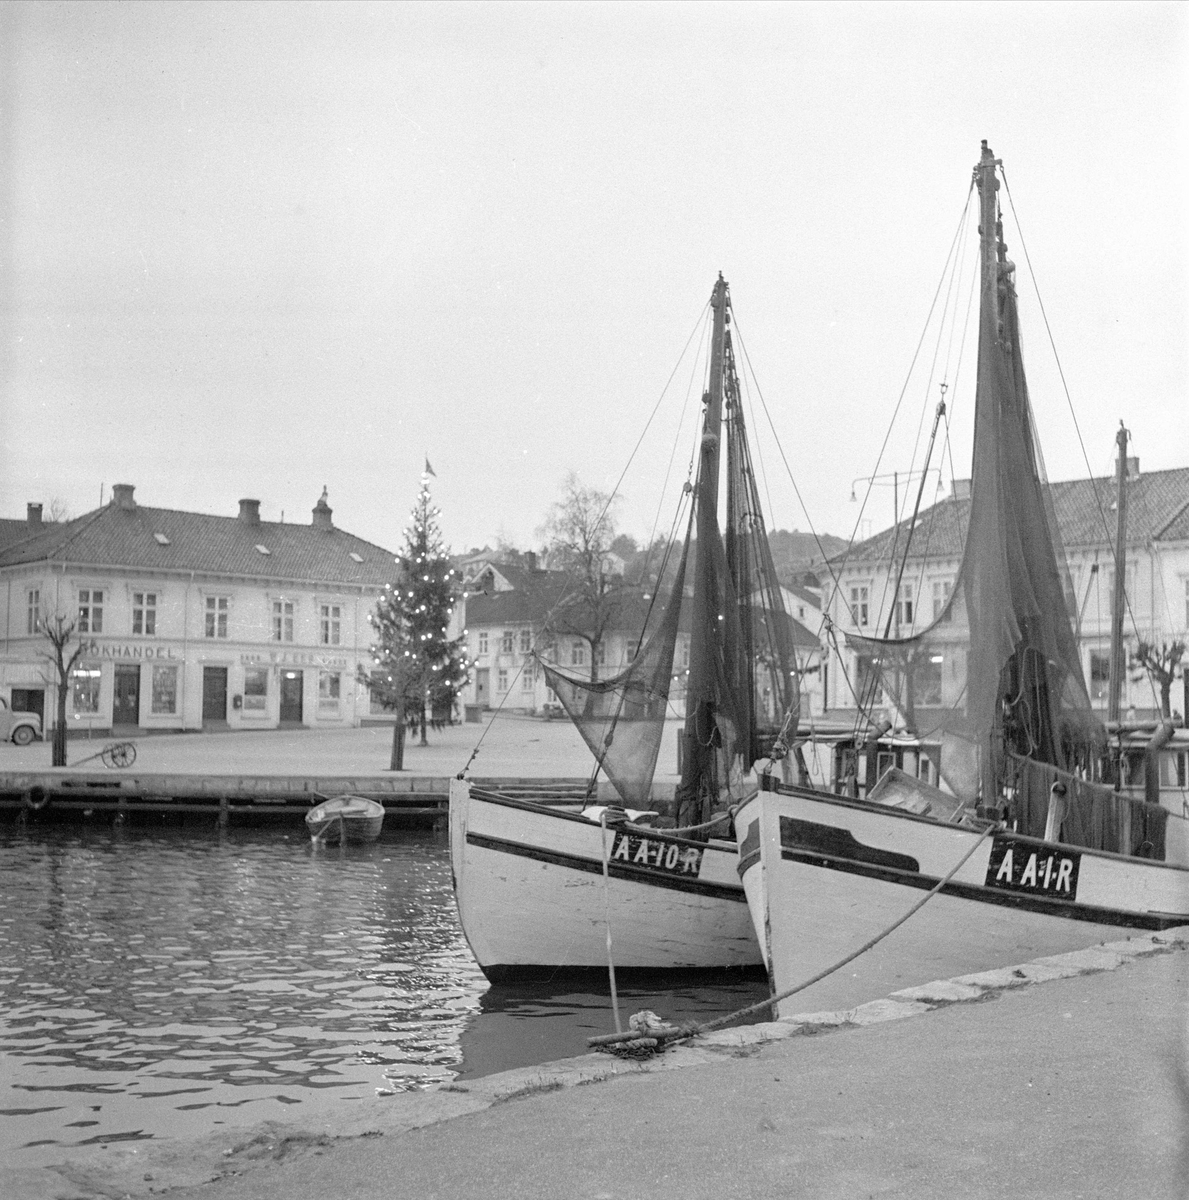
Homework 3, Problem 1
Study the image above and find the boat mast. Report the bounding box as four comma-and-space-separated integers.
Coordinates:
679, 274, 728, 825
1108, 421, 1129, 723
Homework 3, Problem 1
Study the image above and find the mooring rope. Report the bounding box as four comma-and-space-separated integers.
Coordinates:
599, 811, 623, 1034
590, 817, 1001, 1051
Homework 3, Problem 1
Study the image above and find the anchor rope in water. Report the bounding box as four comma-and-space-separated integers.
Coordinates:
590, 817, 1001, 1051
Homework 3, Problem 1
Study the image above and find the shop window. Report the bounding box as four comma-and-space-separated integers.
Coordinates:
272, 600, 295, 643
133, 592, 157, 636
72, 667, 101, 713
318, 671, 341, 711
26, 589, 40, 635
151, 664, 178, 714
205, 596, 229, 638
320, 604, 341, 646
368, 670, 390, 715
243, 667, 269, 713
79, 589, 103, 634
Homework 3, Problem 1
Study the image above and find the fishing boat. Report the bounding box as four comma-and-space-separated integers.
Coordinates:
736, 142, 1189, 1018
450, 275, 797, 980
306, 794, 385, 844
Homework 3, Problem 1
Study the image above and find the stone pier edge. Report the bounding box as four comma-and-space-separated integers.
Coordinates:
32, 926, 1189, 1200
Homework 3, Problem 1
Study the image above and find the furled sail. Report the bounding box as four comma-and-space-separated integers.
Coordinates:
676, 277, 797, 829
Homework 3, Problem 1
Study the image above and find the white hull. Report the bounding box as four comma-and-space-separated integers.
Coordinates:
736, 780, 1189, 1019
450, 778, 761, 979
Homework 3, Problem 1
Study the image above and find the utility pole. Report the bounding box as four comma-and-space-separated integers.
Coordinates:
1108, 421, 1129, 724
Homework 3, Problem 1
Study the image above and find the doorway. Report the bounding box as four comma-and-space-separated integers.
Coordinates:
113, 666, 141, 727
202, 667, 228, 725
279, 670, 303, 724
475, 668, 490, 708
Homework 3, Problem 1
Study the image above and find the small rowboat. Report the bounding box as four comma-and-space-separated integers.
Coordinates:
306, 795, 385, 844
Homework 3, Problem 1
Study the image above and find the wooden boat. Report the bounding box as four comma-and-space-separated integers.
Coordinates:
737, 142, 1189, 1018
451, 275, 797, 979
306, 794, 385, 844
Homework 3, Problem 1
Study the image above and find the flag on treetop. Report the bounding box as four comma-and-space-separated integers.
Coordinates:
424, 458, 436, 477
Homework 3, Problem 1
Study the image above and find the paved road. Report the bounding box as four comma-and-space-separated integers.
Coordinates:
42, 940, 1186, 1200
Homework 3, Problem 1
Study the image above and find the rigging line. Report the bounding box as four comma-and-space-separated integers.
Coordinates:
654, 817, 1003, 1045
829, 179, 979, 638
1000, 168, 1122, 573
729, 317, 782, 559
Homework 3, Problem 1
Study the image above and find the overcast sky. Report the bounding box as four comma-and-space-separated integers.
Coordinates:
1, 1, 1184, 557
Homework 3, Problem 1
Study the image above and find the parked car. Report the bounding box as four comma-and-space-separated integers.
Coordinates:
0, 698, 42, 745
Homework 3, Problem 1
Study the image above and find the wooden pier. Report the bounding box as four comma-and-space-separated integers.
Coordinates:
0, 771, 595, 828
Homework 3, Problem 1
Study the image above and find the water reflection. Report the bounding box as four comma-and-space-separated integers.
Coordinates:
1, 823, 769, 1166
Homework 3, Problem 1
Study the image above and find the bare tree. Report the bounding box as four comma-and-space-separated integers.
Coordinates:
538, 473, 627, 683
39, 609, 84, 767
1134, 640, 1187, 719
46, 498, 73, 524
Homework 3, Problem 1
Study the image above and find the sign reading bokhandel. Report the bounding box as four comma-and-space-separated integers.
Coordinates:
82, 640, 180, 661
985, 835, 1081, 901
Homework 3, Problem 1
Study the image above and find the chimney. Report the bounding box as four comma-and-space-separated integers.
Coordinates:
26, 503, 43, 530
238, 498, 261, 526
951, 479, 971, 500
1123, 455, 1140, 482
111, 483, 137, 511
312, 486, 333, 532
525, 550, 538, 572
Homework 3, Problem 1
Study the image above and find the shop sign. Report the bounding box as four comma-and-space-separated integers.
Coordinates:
82, 641, 180, 662
239, 651, 349, 668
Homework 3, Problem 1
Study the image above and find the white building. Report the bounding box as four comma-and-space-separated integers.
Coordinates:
0, 485, 399, 736
823, 462, 1189, 723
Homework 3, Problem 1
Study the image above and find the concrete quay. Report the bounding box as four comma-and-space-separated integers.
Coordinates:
12, 929, 1187, 1200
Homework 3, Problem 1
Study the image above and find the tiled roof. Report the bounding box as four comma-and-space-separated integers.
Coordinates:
0, 519, 34, 552
835, 466, 1189, 566
0, 499, 398, 587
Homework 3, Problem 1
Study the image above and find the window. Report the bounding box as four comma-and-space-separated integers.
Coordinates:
78, 589, 103, 634
151, 664, 178, 714
71, 667, 101, 713
519, 628, 531, 654
522, 669, 534, 692
320, 604, 341, 646
897, 583, 914, 628
501, 630, 514, 653
571, 642, 586, 667
205, 596, 229, 639
932, 580, 953, 621
497, 667, 509, 691
26, 589, 40, 635
1089, 651, 1111, 702
681, 638, 690, 670
132, 592, 157, 636
478, 631, 489, 655
849, 585, 869, 628
318, 671, 341, 711
917, 655, 943, 705
244, 667, 269, 712
272, 600, 294, 642
854, 654, 882, 705
1107, 564, 1134, 617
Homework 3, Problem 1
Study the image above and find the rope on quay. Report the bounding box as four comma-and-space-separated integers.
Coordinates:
589, 818, 1002, 1055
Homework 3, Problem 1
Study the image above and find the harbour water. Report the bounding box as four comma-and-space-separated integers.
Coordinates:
0, 822, 768, 1167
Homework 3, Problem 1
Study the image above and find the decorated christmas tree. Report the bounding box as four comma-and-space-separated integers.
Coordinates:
363, 474, 469, 769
